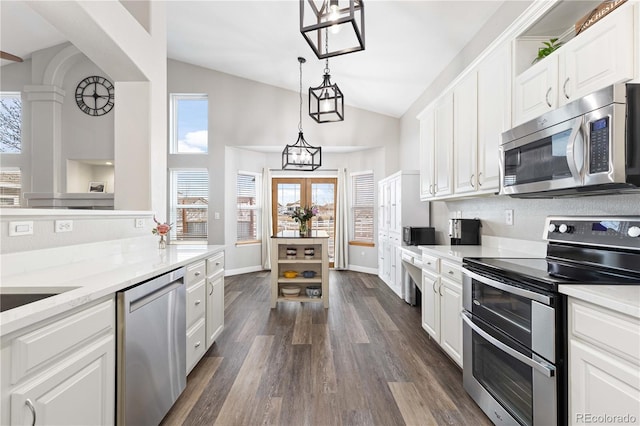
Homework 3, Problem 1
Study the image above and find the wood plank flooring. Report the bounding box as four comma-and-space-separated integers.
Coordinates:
161, 270, 491, 426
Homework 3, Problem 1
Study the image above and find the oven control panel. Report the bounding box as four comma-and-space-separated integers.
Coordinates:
544, 216, 640, 250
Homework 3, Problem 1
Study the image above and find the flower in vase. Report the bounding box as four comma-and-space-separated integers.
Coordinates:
152, 216, 173, 236
290, 205, 318, 223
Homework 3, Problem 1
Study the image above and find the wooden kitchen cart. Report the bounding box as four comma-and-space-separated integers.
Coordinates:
270, 232, 329, 308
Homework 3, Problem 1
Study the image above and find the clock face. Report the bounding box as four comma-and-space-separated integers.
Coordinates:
75, 76, 115, 116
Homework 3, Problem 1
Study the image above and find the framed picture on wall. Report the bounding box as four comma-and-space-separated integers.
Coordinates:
88, 181, 106, 193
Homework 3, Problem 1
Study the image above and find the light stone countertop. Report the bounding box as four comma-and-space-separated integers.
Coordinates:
0, 237, 225, 336
559, 284, 640, 319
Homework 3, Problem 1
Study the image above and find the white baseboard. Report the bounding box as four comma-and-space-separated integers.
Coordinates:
225, 265, 265, 277
346, 265, 378, 275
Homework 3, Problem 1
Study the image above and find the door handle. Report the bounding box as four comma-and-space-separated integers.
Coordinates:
460, 311, 555, 377
470, 174, 476, 189
25, 399, 36, 426
209, 282, 214, 296
477, 172, 483, 187
545, 87, 552, 107
563, 77, 570, 99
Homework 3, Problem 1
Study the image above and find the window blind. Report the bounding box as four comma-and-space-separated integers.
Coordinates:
0, 169, 21, 207
170, 170, 208, 241
237, 173, 259, 241
352, 172, 374, 242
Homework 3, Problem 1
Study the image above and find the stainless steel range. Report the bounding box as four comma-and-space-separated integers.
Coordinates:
461, 216, 640, 426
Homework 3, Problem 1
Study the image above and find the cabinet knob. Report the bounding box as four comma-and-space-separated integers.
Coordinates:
194, 271, 201, 277
195, 300, 201, 306
25, 399, 36, 426
195, 341, 201, 348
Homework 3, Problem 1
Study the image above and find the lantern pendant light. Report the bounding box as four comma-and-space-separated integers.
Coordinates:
282, 57, 322, 171
309, 29, 344, 123
300, 0, 365, 59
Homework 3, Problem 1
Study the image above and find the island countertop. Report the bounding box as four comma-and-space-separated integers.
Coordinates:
0, 237, 224, 336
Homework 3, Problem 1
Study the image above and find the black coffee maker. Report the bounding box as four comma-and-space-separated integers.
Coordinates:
448, 218, 481, 245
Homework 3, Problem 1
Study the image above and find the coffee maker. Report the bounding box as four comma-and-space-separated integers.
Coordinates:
448, 218, 481, 245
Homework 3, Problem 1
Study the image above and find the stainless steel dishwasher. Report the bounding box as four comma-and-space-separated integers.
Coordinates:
116, 267, 186, 425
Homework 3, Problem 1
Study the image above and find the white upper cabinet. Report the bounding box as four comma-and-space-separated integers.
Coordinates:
514, 54, 559, 125
558, 3, 635, 105
418, 92, 453, 200
434, 92, 454, 198
477, 42, 511, 193
514, 2, 636, 125
453, 71, 478, 195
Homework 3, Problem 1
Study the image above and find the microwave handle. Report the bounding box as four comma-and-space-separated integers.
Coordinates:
566, 118, 585, 180
461, 311, 555, 378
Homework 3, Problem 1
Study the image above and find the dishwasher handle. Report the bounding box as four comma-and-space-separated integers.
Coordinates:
129, 281, 183, 313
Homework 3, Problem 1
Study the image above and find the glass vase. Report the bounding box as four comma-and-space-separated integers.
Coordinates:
299, 221, 308, 237
158, 234, 166, 249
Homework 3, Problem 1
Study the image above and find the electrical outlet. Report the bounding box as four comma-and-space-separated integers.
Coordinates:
55, 220, 73, 233
135, 218, 145, 228
214, 212, 221, 220
505, 209, 514, 226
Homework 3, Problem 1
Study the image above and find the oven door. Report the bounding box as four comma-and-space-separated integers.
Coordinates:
462, 312, 557, 426
499, 116, 584, 196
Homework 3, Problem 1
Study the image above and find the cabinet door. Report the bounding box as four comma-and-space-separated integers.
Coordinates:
421, 270, 440, 342
434, 92, 454, 197
206, 272, 225, 348
569, 339, 640, 424
478, 42, 511, 192
11, 337, 115, 426
559, 3, 634, 106
439, 278, 463, 367
514, 54, 558, 125
418, 108, 435, 200
453, 72, 478, 195
390, 177, 402, 234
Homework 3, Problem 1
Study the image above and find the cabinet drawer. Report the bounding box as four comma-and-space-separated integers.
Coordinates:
186, 318, 206, 374
441, 260, 463, 283
186, 280, 206, 329
421, 253, 439, 273
10, 298, 114, 384
569, 298, 640, 365
186, 261, 206, 288
206, 252, 225, 277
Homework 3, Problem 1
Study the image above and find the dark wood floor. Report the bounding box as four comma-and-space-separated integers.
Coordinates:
162, 270, 490, 425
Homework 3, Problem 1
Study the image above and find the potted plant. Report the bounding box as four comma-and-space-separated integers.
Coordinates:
532, 38, 563, 64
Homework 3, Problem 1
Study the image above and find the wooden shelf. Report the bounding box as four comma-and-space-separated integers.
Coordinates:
271, 237, 329, 308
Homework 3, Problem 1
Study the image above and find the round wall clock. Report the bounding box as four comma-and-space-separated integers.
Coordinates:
75, 76, 115, 116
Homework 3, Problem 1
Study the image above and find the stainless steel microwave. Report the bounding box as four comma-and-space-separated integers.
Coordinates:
499, 83, 640, 197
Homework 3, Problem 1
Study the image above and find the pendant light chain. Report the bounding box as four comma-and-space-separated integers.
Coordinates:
298, 57, 304, 132
324, 28, 330, 75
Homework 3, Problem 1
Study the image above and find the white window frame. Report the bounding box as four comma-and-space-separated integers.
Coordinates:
169, 168, 209, 243
236, 170, 261, 244
350, 170, 375, 244
169, 93, 208, 154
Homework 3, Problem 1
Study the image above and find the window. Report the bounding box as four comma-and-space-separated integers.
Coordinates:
170, 94, 208, 153
169, 169, 208, 241
0, 169, 21, 207
351, 171, 374, 244
0, 92, 21, 153
236, 172, 260, 243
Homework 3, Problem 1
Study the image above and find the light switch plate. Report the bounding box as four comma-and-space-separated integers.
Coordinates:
9, 221, 34, 236
135, 218, 145, 228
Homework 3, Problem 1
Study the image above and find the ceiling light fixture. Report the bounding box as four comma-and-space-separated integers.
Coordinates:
282, 57, 322, 171
309, 29, 344, 123
300, 0, 365, 59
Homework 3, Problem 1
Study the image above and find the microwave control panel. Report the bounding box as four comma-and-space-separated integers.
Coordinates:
589, 116, 610, 174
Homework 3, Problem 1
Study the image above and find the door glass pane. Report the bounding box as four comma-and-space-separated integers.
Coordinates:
276, 182, 302, 234
311, 182, 335, 262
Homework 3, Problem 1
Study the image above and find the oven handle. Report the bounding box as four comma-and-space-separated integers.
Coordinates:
463, 268, 552, 305
461, 311, 555, 378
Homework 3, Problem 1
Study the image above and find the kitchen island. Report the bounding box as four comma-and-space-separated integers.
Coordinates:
270, 230, 329, 308
0, 236, 224, 425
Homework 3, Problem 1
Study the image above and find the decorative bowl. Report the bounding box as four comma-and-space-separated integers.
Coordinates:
281, 286, 300, 297
305, 285, 322, 298
302, 270, 316, 278
283, 270, 298, 278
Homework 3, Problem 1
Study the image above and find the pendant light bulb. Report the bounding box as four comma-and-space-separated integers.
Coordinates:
329, 0, 341, 33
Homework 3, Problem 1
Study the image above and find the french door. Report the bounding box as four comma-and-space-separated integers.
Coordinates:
272, 178, 337, 265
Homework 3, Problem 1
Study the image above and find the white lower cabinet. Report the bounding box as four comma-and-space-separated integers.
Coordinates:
1, 296, 115, 426
568, 298, 640, 425
421, 255, 463, 367
186, 251, 225, 374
